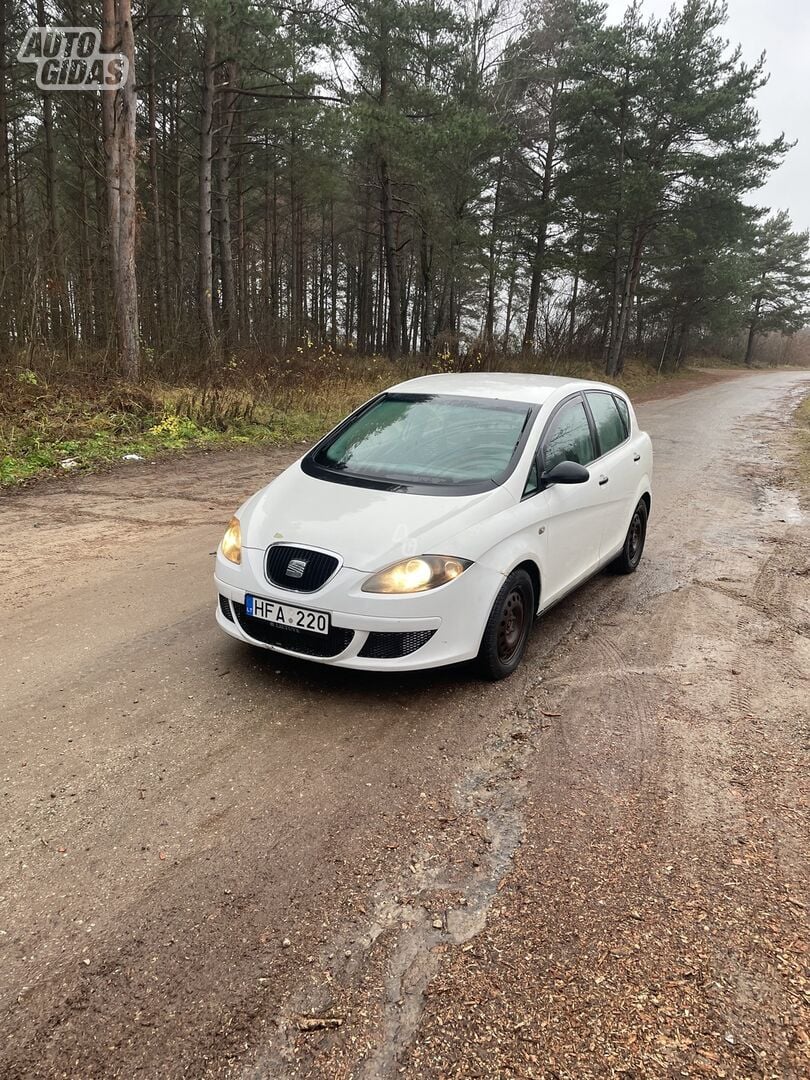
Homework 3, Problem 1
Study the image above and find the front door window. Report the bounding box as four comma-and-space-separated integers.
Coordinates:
542, 398, 595, 471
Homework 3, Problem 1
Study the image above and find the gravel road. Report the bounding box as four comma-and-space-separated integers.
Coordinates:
1, 370, 808, 1079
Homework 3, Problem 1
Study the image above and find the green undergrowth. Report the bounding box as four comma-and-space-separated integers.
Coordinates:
0, 380, 344, 487
0, 353, 742, 488
0, 403, 333, 487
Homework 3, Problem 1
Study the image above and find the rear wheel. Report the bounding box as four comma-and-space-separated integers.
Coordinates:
612, 499, 648, 574
477, 568, 535, 681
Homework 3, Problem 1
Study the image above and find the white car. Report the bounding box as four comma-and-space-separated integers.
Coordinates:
215, 373, 652, 679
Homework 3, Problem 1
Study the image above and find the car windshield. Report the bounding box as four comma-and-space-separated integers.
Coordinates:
311, 393, 532, 489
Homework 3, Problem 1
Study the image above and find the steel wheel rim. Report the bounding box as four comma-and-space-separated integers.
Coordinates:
497, 588, 526, 662
628, 512, 643, 562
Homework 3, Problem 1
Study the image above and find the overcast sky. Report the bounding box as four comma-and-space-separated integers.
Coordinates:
603, 0, 810, 234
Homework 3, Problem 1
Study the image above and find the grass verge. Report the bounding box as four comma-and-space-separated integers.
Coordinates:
1, 362, 397, 486
794, 393, 810, 493
0, 353, 744, 488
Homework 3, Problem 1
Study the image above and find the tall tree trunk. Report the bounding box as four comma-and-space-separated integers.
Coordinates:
410, 283, 421, 354
171, 77, 183, 333
604, 63, 630, 372
0, 0, 10, 353
217, 59, 237, 348
503, 258, 517, 352
92, 112, 109, 341
374, 212, 385, 353
74, 96, 94, 343
318, 210, 326, 337
606, 222, 643, 377
37, 0, 70, 350
378, 23, 401, 359
744, 282, 765, 365
658, 315, 673, 372
357, 182, 374, 352
345, 262, 354, 345
102, 0, 120, 282
419, 230, 433, 355
522, 227, 544, 353
102, 0, 139, 378
329, 199, 337, 347
567, 221, 584, 355
673, 321, 688, 368
116, 0, 139, 379
379, 155, 401, 357
147, 3, 166, 348
399, 220, 410, 354
744, 298, 763, 366
449, 244, 459, 339
484, 153, 504, 346
434, 274, 448, 342
296, 188, 305, 342
271, 162, 279, 343
522, 84, 559, 352
198, 31, 216, 356
288, 134, 304, 344
236, 109, 248, 343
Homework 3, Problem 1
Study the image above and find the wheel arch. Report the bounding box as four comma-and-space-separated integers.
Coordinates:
510, 558, 541, 613
476, 541, 544, 615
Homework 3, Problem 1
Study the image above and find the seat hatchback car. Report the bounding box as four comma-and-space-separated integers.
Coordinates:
215, 373, 652, 679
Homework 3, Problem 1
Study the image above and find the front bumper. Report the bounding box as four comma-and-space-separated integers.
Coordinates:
214, 549, 502, 671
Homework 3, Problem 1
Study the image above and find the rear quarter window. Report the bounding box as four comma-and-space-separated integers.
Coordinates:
613, 395, 631, 436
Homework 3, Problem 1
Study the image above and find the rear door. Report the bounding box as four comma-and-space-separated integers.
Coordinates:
534, 394, 603, 608
583, 391, 636, 559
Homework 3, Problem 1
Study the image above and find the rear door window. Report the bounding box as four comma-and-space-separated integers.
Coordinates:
586, 392, 628, 456
541, 398, 596, 471
613, 394, 630, 436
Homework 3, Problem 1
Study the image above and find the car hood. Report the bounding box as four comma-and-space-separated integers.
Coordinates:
241, 461, 514, 571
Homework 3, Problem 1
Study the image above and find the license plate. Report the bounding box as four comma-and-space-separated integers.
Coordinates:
244, 594, 330, 635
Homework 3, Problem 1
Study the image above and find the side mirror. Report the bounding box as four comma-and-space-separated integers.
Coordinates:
540, 460, 590, 487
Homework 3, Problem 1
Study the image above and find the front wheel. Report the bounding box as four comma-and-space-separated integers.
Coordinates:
476, 568, 535, 681
612, 499, 648, 574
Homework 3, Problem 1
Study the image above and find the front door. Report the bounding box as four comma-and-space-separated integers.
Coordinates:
535, 395, 602, 608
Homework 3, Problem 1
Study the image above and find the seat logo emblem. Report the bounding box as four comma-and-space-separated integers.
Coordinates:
286, 558, 307, 579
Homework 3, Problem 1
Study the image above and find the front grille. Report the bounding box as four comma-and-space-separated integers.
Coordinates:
358, 629, 436, 659
266, 545, 339, 593
219, 594, 235, 622
232, 601, 354, 658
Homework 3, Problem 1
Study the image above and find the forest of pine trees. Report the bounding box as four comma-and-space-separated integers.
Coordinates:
1, 0, 809, 383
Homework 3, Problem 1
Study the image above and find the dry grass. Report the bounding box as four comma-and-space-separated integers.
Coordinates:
794, 393, 810, 493
0, 351, 738, 486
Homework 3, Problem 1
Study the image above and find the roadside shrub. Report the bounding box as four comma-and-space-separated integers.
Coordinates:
148, 414, 203, 441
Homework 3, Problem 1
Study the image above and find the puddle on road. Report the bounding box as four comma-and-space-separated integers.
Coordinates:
755, 484, 805, 526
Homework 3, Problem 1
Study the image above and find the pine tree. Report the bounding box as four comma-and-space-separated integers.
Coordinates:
744, 212, 810, 365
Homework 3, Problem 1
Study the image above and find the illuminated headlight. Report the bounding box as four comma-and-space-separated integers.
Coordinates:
221, 516, 242, 564
362, 555, 471, 594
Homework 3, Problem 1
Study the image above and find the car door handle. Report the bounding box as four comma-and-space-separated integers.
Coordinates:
633, 453, 641, 462
598, 475, 609, 486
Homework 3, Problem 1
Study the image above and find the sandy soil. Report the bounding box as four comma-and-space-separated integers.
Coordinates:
0, 370, 808, 1079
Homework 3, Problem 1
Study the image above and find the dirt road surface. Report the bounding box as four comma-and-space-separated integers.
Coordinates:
1, 370, 808, 1079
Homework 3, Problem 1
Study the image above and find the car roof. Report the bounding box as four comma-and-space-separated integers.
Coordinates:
387, 371, 623, 406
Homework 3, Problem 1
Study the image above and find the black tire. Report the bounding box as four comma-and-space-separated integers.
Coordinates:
477, 568, 535, 681
612, 499, 648, 574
